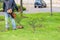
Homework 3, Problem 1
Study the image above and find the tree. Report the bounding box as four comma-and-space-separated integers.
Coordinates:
20, 0, 23, 16
50, 0, 53, 16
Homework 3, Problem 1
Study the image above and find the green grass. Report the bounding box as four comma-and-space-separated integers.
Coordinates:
0, 12, 60, 40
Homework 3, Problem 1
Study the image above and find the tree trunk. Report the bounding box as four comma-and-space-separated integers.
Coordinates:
20, 0, 23, 16
50, 0, 53, 16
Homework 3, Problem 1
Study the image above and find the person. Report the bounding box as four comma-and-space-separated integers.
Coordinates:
3, 0, 18, 30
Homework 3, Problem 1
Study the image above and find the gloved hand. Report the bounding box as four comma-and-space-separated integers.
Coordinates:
7, 9, 12, 13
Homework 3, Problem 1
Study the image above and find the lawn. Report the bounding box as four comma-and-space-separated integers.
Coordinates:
0, 12, 60, 40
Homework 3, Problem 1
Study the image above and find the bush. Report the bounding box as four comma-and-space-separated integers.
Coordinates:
14, 5, 26, 12
0, 2, 3, 8
17, 5, 26, 11
0, 2, 3, 12
0, 16, 4, 21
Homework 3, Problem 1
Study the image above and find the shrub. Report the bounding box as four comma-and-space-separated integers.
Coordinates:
14, 5, 26, 12
0, 2, 3, 12
0, 16, 4, 21
0, 8, 3, 12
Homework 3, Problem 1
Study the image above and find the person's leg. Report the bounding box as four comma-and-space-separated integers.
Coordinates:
9, 14, 16, 30
5, 12, 9, 29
